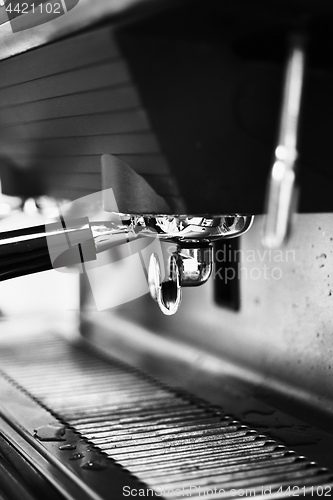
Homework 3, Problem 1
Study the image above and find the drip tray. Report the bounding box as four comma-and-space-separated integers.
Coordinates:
0, 332, 332, 500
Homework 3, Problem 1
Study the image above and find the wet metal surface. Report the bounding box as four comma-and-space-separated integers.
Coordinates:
0, 335, 332, 499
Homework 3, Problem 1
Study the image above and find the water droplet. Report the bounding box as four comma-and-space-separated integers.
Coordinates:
59, 443, 77, 451
69, 452, 85, 460
81, 461, 106, 471
34, 424, 66, 441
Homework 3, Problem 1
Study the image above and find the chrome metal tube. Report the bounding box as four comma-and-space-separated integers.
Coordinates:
263, 39, 306, 249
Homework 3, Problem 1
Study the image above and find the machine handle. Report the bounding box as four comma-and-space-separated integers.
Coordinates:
0, 218, 96, 282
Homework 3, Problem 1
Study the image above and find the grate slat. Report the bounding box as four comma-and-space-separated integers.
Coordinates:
0, 335, 331, 499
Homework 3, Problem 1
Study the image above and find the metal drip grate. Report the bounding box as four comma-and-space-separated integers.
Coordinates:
0, 335, 332, 499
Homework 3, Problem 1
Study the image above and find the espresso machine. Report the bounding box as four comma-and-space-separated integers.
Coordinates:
0, 0, 333, 498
